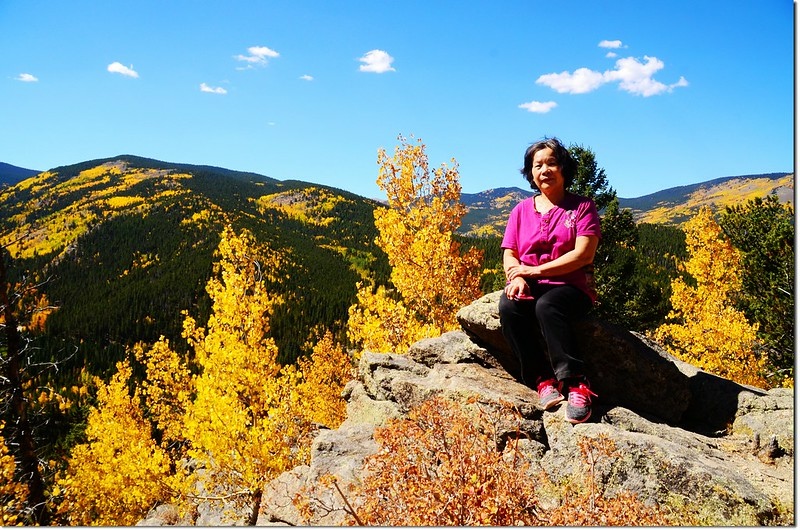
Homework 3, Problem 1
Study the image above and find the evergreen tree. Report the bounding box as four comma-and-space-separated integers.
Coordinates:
564, 144, 669, 330
719, 195, 794, 386
569, 144, 616, 211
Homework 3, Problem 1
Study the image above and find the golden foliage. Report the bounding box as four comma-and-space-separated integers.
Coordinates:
180, 226, 302, 501
180, 206, 223, 230
0, 162, 193, 259
255, 187, 351, 227
347, 283, 439, 353
348, 136, 483, 352
105, 195, 145, 209
654, 207, 768, 387
296, 331, 354, 429
55, 360, 172, 526
54, 225, 353, 524
134, 338, 193, 449
0, 422, 29, 526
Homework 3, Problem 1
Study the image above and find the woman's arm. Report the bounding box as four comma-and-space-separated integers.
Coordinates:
503, 248, 530, 299
505, 235, 599, 282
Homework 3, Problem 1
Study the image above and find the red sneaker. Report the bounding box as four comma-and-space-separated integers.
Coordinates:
536, 378, 564, 410
565, 380, 597, 424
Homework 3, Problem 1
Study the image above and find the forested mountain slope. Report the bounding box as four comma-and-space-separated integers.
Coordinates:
619, 172, 793, 224
0, 155, 790, 377
0, 156, 389, 374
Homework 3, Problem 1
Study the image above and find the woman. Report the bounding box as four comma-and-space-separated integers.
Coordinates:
499, 137, 601, 424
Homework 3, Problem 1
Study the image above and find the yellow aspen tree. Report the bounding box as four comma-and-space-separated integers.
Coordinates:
348, 283, 439, 353
348, 136, 483, 352
133, 337, 193, 451
0, 421, 28, 526
179, 225, 310, 518
296, 331, 354, 429
55, 360, 171, 526
654, 207, 768, 388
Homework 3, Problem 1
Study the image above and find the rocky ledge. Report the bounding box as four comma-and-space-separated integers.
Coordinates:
140, 291, 794, 526
257, 291, 793, 526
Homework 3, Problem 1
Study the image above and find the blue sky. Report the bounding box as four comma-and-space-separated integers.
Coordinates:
1, 0, 794, 199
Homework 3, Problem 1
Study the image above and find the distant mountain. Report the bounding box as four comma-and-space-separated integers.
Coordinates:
0, 161, 40, 186
459, 187, 533, 237
0, 155, 389, 374
618, 172, 793, 224
458, 172, 794, 235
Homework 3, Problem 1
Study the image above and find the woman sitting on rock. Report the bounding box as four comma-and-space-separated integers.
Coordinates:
499, 137, 601, 424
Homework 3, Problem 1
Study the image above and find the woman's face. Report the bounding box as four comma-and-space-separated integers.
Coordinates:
531, 147, 565, 192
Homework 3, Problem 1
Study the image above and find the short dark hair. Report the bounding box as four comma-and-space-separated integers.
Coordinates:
520, 137, 577, 191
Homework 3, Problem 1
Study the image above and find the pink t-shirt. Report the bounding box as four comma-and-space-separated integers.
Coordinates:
501, 192, 601, 302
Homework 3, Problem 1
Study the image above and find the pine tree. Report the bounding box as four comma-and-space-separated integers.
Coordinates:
719, 195, 794, 386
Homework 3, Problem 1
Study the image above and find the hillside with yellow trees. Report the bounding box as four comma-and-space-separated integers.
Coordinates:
618, 172, 793, 224
0, 142, 793, 525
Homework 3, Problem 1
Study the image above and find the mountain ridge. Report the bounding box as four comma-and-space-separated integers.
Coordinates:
3, 157, 792, 225
0, 161, 40, 186
0, 155, 390, 370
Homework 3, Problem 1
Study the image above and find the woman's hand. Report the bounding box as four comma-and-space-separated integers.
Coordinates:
504, 276, 530, 299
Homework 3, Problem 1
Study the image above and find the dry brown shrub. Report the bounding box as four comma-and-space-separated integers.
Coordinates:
296, 397, 694, 526
349, 395, 542, 526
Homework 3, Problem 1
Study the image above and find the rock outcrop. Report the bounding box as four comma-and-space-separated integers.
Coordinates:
256, 291, 793, 526
142, 291, 793, 525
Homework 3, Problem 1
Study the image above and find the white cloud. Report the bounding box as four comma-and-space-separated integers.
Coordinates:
671, 76, 690, 90
15, 73, 38, 82
234, 45, 279, 67
358, 49, 395, 73
599, 40, 623, 49
108, 62, 139, 78
518, 100, 558, 113
537, 55, 687, 97
536, 67, 606, 94
604, 55, 673, 96
200, 83, 227, 94
299, 74, 314, 81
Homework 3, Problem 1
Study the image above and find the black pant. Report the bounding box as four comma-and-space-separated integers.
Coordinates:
498, 283, 592, 387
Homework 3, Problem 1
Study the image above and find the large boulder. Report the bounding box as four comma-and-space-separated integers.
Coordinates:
457, 290, 769, 432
